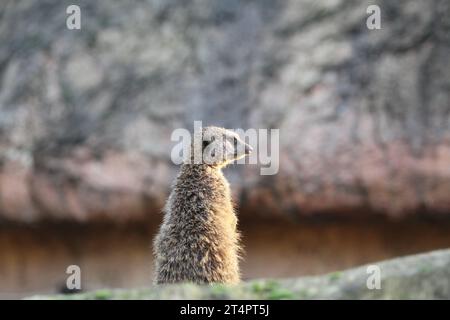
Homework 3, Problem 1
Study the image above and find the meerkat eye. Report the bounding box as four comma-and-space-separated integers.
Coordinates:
203, 137, 215, 149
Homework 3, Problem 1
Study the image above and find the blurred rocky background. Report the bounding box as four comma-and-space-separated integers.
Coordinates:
0, 0, 449, 298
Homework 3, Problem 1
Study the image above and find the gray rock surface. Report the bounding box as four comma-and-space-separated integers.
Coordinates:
0, 0, 449, 222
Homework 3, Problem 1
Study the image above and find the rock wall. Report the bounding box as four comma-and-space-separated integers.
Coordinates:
0, 0, 449, 222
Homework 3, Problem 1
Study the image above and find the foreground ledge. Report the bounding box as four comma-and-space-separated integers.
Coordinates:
28, 249, 450, 299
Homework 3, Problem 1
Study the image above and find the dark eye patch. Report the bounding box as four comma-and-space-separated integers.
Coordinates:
202, 137, 215, 149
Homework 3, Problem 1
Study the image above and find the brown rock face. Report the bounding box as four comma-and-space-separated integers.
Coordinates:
0, 0, 449, 222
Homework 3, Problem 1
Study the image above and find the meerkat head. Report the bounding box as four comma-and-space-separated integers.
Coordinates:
189, 126, 252, 168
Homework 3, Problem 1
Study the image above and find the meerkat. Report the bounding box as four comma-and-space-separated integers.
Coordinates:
153, 126, 253, 285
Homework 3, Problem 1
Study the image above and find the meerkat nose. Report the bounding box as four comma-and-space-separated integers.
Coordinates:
245, 144, 253, 155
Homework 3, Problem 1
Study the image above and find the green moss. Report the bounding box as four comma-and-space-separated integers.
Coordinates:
328, 271, 343, 282
94, 289, 113, 300
249, 280, 294, 299
267, 288, 295, 300
252, 280, 278, 295
250, 281, 266, 294
264, 280, 281, 291
210, 284, 230, 298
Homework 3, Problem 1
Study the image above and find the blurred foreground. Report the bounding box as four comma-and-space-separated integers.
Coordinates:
28, 249, 450, 299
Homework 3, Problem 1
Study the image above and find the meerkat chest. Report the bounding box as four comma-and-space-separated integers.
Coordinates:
210, 176, 237, 230
209, 175, 232, 205
174, 167, 236, 230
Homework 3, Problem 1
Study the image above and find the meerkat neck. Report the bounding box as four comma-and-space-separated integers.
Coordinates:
180, 164, 222, 176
